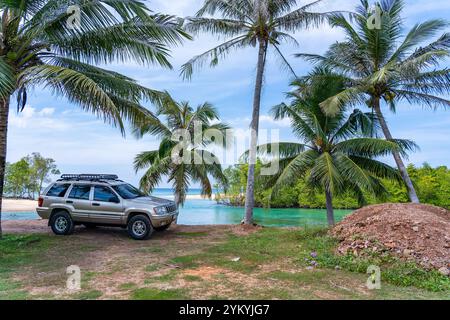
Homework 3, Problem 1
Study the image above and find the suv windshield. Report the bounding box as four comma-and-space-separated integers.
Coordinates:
112, 184, 146, 199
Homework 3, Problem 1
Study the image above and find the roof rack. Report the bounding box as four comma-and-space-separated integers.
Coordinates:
59, 174, 120, 182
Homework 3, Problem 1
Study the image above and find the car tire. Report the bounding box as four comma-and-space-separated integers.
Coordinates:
154, 222, 172, 232
127, 215, 153, 240
50, 211, 75, 236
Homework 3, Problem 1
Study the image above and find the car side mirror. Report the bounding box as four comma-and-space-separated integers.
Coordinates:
109, 196, 120, 203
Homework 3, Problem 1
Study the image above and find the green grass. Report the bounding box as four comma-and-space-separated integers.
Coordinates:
144, 271, 177, 283
264, 270, 328, 283
144, 264, 161, 272
1, 228, 448, 300
184, 275, 203, 282
0, 235, 53, 271
169, 227, 450, 293
118, 282, 137, 290
75, 290, 103, 300
0, 234, 56, 299
131, 288, 188, 300
170, 255, 200, 269
171, 228, 301, 273
0, 278, 28, 300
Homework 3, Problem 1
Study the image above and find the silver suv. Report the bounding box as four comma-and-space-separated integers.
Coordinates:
36, 174, 178, 240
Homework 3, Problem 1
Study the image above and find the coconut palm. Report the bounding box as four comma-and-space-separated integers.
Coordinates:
0, 0, 190, 238
251, 68, 414, 225
296, 0, 450, 203
181, 0, 337, 225
134, 97, 229, 206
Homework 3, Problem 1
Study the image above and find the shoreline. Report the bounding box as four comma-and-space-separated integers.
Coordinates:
2, 199, 37, 212
1, 195, 211, 212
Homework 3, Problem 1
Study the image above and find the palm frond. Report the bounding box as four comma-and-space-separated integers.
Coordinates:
390, 20, 449, 62
20, 64, 125, 132
138, 156, 172, 193
0, 57, 15, 97
334, 138, 418, 158
180, 35, 246, 80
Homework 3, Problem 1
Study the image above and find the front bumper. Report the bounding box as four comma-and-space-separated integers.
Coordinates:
151, 211, 178, 227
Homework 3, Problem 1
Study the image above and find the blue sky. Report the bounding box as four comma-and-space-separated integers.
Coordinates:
7, 0, 450, 187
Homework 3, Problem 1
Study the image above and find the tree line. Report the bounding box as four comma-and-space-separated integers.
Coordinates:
218, 162, 450, 210
4, 153, 59, 200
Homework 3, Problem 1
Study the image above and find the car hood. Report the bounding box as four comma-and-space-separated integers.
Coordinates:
125, 196, 175, 208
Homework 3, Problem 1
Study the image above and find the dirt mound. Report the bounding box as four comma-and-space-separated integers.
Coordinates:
331, 203, 450, 273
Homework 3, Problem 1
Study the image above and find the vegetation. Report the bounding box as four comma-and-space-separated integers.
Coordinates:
182, 0, 335, 224
220, 162, 450, 210
134, 96, 229, 206
5, 153, 59, 199
297, 0, 450, 203
0, 0, 448, 301
244, 68, 412, 225
0, 0, 189, 238
0, 228, 447, 300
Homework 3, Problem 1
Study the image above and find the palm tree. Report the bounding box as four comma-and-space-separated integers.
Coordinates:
181, 0, 336, 225
134, 96, 229, 206
251, 68, 414, 225
0, 0, 189, 238
296, 0, 450, 203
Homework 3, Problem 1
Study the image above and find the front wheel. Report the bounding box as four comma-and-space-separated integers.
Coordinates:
154, 222, 172, 232
50, 211, 75, 235
127, 215, 153, 240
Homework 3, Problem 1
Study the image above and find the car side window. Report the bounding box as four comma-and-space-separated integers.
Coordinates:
46, 184, 71, 197
94, 186, 119, 203
68, 185, 91, 200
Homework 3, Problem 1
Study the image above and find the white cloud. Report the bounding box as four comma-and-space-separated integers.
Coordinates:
9, 106, 66, 130
259, 115, 291, 127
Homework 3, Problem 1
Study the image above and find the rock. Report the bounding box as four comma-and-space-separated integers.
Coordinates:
403, 249, 413, 256
438, 267, 449, 276
412, 226, 419, 232
231, 257, 240, 262
384, 241, 396, 248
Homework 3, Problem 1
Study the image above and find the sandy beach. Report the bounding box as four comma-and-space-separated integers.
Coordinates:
2, 199, 37, 212
1, 195, 210, 213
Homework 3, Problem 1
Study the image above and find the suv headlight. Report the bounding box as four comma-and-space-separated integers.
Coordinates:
153, 206, 168, 215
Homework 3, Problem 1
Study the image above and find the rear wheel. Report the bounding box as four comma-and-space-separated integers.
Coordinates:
127, 215, 153, 240
154, 222, 172, 232
50, 211, 75, 235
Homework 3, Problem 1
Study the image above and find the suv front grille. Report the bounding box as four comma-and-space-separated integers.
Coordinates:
165, 204, 177, 213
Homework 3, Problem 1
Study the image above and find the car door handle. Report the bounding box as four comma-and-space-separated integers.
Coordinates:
66, 200, 73, 204
92, 203, 100, 207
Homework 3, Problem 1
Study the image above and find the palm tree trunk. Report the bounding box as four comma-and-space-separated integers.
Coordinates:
325, 189, 335, 226
0, 96, 10, 239
244, 40, 268, 225
373, 99, 420, 203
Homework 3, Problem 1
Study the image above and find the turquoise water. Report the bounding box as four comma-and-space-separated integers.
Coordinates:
2, 198, 352, 227
176, 199, 351, 227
